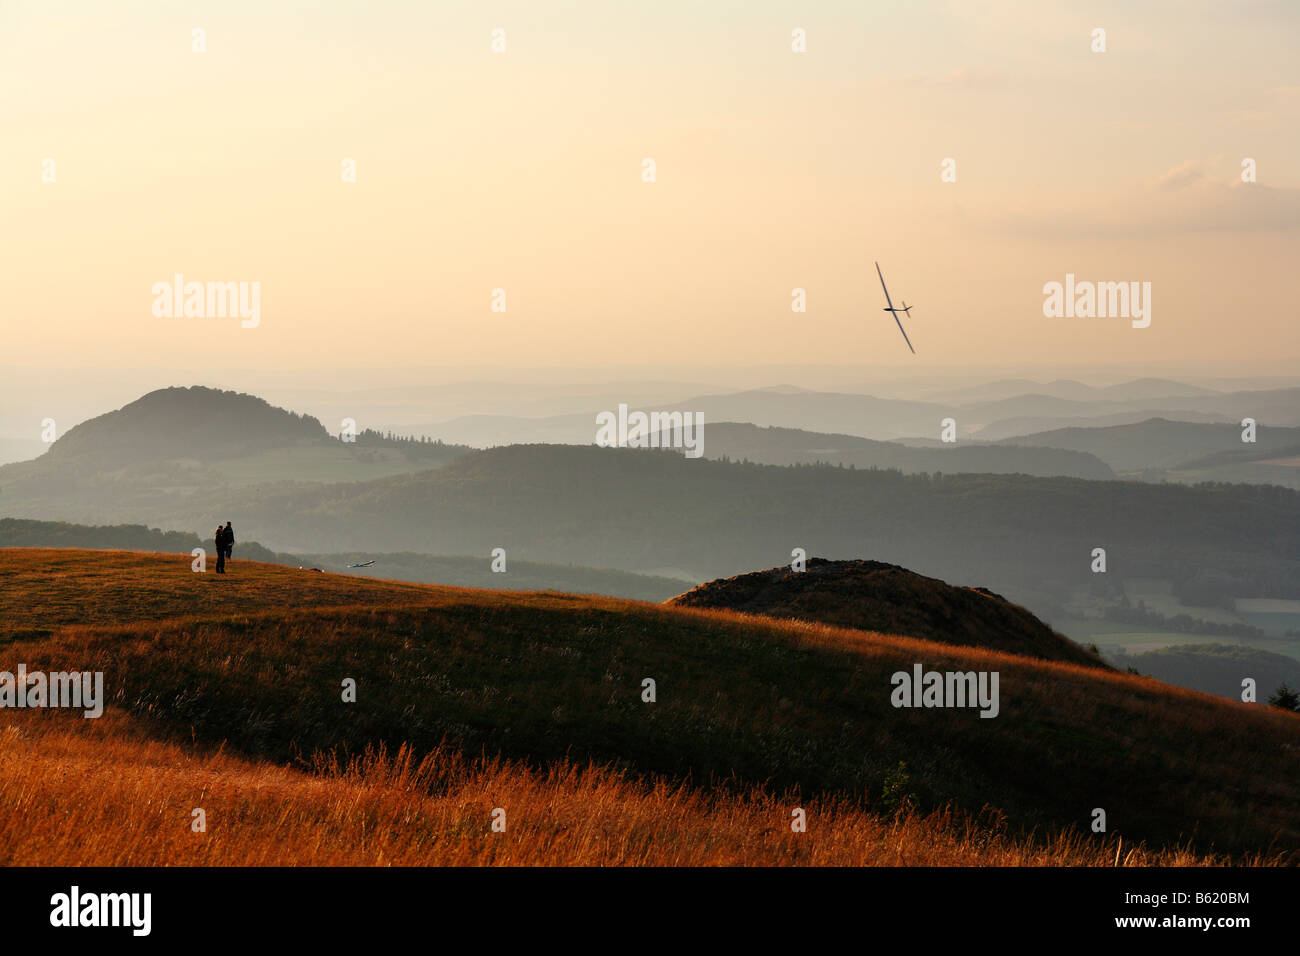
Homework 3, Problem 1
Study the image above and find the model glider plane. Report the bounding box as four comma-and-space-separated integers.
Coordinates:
875, 261, 916, 354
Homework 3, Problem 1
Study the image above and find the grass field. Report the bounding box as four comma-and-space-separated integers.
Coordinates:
0, 716, 1255, 866
2, 548, 1298, 865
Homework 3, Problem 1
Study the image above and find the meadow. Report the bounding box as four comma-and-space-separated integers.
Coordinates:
2, 548, 1297, 865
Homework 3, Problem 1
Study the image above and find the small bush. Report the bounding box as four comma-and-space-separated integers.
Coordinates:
1268, 682, 1300, 712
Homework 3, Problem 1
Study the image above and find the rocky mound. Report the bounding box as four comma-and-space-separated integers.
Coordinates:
667, 558, 1105, 668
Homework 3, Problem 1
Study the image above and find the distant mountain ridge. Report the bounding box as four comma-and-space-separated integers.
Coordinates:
416, 384, 1300, 447
1000, 417, 1300, 475
923, 378, 1222, 405
670, 421, 1115, 479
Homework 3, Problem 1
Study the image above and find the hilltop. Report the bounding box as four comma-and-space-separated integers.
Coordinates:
44, 386, 328, 466
0, 387, 471, 525
2, 548, 1298, 865
666, 558, 1104, 668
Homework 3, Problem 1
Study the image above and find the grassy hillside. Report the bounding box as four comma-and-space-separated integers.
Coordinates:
293, 551, 690, 601
1, 719, 1238, 866
0, 520, 689, 601
666, 559, 1104, 668
3, 549, 1298, 863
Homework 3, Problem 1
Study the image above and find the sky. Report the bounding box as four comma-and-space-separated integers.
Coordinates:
2, 0, 1298, 378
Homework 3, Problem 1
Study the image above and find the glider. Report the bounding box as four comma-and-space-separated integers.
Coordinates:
875, 261, 915, 354
348, 560, 376, 568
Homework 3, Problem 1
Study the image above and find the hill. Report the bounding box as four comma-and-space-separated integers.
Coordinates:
665, 559, 1104, 668
217, 445, 1300, 614
0, 517, 220, 555
971, 410, 1234, 442
664, 422, 1115, 480
999, 418, 1300, 474
0, 387, 472, 524
44, 385, 328, 466
962, 387, 1300, 435
2, 549, 1298, 864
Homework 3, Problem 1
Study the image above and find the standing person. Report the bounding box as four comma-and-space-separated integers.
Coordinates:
223, 521, 235, 563
214, 525, 226, 574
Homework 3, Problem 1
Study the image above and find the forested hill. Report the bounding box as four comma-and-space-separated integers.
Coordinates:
222, 444, 1300, 608
671, 422, 1116, 479
42, 386, 328, 465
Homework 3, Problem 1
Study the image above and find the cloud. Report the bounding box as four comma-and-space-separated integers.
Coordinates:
1151, 158, 1220, 191
983, 174, 1300, 239
877, 68, 1013, 92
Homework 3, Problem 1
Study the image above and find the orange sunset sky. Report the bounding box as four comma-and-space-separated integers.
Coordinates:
2, 0, 1297, 374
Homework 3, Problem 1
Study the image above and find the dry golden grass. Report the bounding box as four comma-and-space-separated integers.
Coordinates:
3, 549, 1298, 865
0, 546, 441, 634
0, 713, 1263, 867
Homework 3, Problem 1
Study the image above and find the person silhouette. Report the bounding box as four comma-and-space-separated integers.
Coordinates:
214, 525, 226, 574
222, 521, 235, 563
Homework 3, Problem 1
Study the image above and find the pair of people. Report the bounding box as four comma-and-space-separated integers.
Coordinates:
213, 521, 235, 573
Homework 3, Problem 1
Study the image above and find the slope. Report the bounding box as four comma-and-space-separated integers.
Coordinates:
3, 549, 1298, 857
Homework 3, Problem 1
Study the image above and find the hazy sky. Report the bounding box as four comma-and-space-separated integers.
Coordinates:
3, 0, 1298, 374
